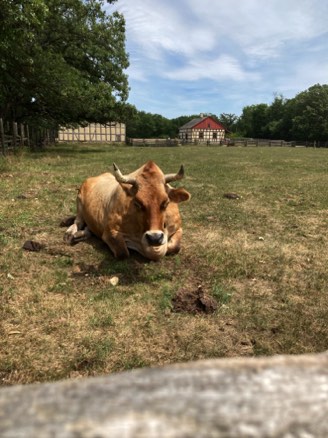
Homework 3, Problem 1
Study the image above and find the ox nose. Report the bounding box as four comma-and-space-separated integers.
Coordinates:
145, 231, 165, 246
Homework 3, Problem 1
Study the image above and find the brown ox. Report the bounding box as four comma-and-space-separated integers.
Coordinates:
64, 161, 191, 260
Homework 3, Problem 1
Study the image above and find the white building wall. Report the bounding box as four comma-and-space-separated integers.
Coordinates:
58, 123, 126, 143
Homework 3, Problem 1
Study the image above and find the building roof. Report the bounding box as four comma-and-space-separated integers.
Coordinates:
179, 116, 226, 131
179, 117, 205, 130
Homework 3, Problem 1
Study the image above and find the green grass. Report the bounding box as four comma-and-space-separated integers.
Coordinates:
1, 143, 328, 384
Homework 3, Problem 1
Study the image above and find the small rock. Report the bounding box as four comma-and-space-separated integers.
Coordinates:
72, 265, 82, 275
109, 276, 119, 287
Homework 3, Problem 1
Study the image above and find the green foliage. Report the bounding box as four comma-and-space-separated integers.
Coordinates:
218, 113, 239, 132
237, 103, 270, 138
237, 85, 328, 141
126, 110, 178, 138
0, 0, 129, 127
126, 111, 227, 139
289, 84, 328, 141
126, 84, 328, 142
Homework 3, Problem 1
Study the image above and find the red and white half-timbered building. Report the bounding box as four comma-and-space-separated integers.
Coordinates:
179, 115, 226, 144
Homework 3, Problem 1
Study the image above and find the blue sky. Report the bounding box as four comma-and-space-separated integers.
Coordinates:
107, 0, 328, 119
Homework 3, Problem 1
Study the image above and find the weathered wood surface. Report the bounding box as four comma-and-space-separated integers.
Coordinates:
0, 353, 327, 437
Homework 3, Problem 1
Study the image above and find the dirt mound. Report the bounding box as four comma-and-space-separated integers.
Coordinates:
22, 240, 45, 252
172, 285, 217, 314
223, 192, 241, 199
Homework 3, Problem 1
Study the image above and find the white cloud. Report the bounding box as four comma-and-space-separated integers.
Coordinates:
165, 55, 260, 82
107, 0, 328, 117
186, 0, 328, 59
115, 0, 217, 60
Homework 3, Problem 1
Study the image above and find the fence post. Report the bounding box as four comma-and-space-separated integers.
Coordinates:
20, 124, 24, 147
12, 122, 17, 152
26, 125, 30, 148
0, 118, 5, 156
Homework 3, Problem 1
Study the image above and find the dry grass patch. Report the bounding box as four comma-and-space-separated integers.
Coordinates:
1, 145, 328, 385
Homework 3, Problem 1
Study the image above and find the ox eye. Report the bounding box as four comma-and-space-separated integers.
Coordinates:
134, 200, 145, 211
160, 200, 169, 211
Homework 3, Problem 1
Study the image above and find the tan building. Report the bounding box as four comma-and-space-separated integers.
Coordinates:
179, 115, 226, 143
57, 122, 125, 143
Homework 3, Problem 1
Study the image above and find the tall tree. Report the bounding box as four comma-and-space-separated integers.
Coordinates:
288, 84, 328, 141
237, 104, 269, 138
264, 94, 289, 139
0, 0, 129, 127
219, 113, 238, 133
0, 0, 47, 120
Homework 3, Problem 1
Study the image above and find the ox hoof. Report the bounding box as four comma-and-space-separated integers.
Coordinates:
64, 224, 78, 245
64, 232, 75, 245
64, 227, 92, 245
64, 232, 87, 245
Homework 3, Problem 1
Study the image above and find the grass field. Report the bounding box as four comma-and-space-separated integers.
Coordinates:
1, 143, 328, 385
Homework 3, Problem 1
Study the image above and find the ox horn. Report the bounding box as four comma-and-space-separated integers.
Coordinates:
164, 165, 185, 183
113, 163, 138, 187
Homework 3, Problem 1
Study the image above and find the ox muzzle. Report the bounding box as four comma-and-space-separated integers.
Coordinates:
141, 230, 168, 260
145, 231, 165, 247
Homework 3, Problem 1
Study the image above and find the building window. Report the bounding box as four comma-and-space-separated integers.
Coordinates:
213, 132, 217, 140
199, 132, 204, 139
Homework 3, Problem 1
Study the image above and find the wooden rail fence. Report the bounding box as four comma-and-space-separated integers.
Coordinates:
227, 138, 326, 147
127, 138, 179, 147
0, 118, 57, 155
179, 138, 328, 148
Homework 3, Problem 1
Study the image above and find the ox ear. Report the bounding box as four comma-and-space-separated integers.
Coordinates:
168, 187, 191, 204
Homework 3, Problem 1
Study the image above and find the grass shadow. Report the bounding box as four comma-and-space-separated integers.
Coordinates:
72, 234, 157, 285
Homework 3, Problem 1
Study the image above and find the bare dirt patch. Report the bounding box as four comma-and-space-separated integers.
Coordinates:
172, 285, 217, 314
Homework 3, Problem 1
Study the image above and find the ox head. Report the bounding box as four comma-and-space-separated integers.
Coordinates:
113, 160, 190, 260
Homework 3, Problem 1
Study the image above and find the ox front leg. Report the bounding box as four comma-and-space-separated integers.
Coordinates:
65, 224, 92, 244
64, 192, 92, 244
64, 213, 91, 245
103, 230, 130, 259
166, 228, 183, 255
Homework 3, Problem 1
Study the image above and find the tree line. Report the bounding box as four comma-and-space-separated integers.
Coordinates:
236, 85, 328, 141
1, 1, 327, 142
127, 84, 328, 142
